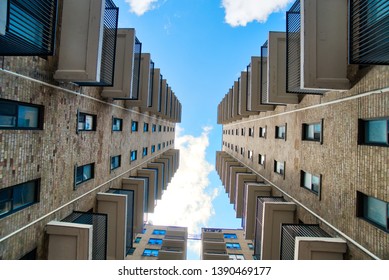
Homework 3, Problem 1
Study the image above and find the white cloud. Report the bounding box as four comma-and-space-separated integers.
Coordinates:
148, 125, 218, 254
125, 0, 160, 16
221, 0, 293, 27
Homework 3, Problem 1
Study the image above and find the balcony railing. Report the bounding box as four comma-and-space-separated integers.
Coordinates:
131, 37, 142, 99
62, 211, 108, 260
349, 0, 389, 64
76, 0, 118, 86
280, 224, 331, 260
0, 0, 58, 56
286, 0, 325, 94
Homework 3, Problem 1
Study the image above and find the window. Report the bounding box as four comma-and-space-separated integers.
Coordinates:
131, 121, 138, 132
229, 254, 244, 260
240, 147, 245, 156
275, 125, 286, 139
0, 99, 43, 130
162, 142, 166, 148
302, 122, 322, 142
163, 126, 166, 132
134, 237, 141, 243
130, 150, 137, 162
110, 155, 121, 170
236, 129, 239, 136
248, 150, 253, 160
112, 117, 122, 131
0, 179, 40, 218
358, 118, 389, 146
142, 249, 159, 257
152, 124, 156, 132
151, 145, 155, 153
248, 243, 254, 250
258, 154, 266, 166
142, 228, 147, 234
148, 238, 163, 245
241, 128, 245, 136
223, 233, 237, 239
235, 146, 238, 152
357, 192, 389, 232
142, 147, 148, 157
226, 243, 241, 249
77, 112, 96, 132
158, 143, 161, 151
248, 127, 254, 137
300, 171, 320, 195
152, 229, 166, 235
143, 122, 149, 132
274, 160, 285, 176
75, 163, 94, 186
259, 126, 266, 138
232, 130, 234, 135
158, 125, 162, 132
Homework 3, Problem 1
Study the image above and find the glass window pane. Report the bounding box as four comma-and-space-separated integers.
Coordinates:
311, 175, 320, 193
13, 182, 36, 209
84, 115, 94, 130
83, 165, 92, 180
365, 120, 387, 144
76, 166, 83, 184
0, 188, 12, 216
0, 115, 16, 127
364, 196, 387, 228
306, 124, 314, 139
303, 173, 312, 189
17, 105, 39, 128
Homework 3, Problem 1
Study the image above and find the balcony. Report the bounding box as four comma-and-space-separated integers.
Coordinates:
254, 197, 296, 260
280, 224, 347, 260
286, 0, 349, 92
54, 0, 118, 86
202, 250, 230, 260
99, 189, 135, 259
234, 173, 258, 218
349, 0, 389, 64
122, 177, 149, 234
228, 168, 250, 203
159, 246, 185, 260
0, 0, 58, 56
46, 211, 107, 260
242, 183, 272, 240
261, 33, 299, 104
147, 163, 165, 200
137, 169, 158, 213
246, 57, 275, 111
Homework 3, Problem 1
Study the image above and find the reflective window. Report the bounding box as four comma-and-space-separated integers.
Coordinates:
78, 112, 96, 131
142, 249, 159, 257
357, 192, 389, 232
75, 163, 94, 186
0, 99, 42, 129
112, 118, 122, 131
301, 171, 320, 194
131, 121, 138, 132
110, 155, 121, 170
359, 118, 389, 146
303, 122, 321, 141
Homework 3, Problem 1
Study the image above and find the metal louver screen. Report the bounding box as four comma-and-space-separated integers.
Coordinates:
253, 196, 285, 259
349, 0, 389, 64
286, 0, 324, 94
280, 224, 331, 260
62, 211, 108, 260
260, 41, 268, 104
76, 0, 118, 86
131, 37, 142, 99
0, 0, 58, 56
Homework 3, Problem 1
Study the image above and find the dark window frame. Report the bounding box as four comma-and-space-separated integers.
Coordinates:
110, 155, 121, 171
275, 124, 287, 140
152, 229, 166, 235
74, 163, 95, 188
0, 99, 44, 130
131, 121, 138, 132
0, 179, 40, 219
112, 117, 123, 132
358, 117, 389, 147
274, 160, 285, 179
77, 111, 97, 133
258, 154, 266, 167
130, 150, 138, 162
300, 170, 321, 198
259, 126, 267, 138
142, 248, 159, 257
142, 147, 148, 157
302, 120, 323, 144
356, 192, 389, 233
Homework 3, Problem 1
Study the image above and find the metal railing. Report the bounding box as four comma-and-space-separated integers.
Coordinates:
77, 0, 119, 86
280, 224, 331, 260
0, 0, 58, 56
286, 0, 325, 94
62, 211, 108, 260
349, 0, 389, 64
131, 37, 142, 99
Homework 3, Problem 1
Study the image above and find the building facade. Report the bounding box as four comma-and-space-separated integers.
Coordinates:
201, 228, 254, 260
127, 224, 188, 260
0, 0, 182, 260
216, 0, 389, 260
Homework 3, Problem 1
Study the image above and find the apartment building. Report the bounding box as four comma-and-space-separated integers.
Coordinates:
201, 228, 254, 260
0, 0, 182, 260
127, 224, 188, 260
216, 0, 389, 260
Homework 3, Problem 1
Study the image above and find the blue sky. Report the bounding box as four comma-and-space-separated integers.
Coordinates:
115, 0, 294, 259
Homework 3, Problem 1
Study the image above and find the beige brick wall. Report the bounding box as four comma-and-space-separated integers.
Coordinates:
221, 65, 389, 260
